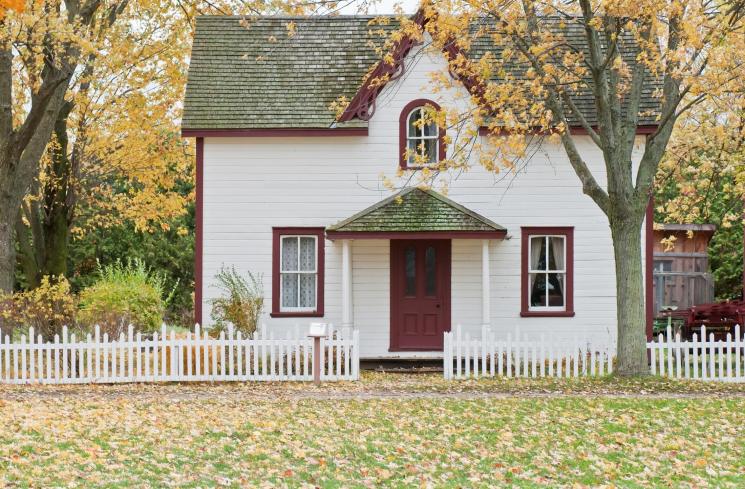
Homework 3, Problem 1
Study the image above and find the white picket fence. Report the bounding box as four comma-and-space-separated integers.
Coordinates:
648, 325, 745, 382
0, 324, 359, 384
444, 325, 615, 380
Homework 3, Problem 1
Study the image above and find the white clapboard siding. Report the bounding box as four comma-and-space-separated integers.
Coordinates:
0, 324, 359, 384
444, 325, 615, 380
648, 324, 745, 382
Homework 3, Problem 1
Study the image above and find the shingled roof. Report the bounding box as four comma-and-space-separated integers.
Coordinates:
183, 15, 661, 131
326, 188, 507, 237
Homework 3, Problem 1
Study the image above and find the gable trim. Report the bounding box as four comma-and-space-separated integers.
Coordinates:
337, 10, 427, 123
182, 127, 368, 138
326, 230, 507, 240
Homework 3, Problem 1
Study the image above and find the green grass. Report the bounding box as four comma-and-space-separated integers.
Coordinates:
0, 379, 744, 487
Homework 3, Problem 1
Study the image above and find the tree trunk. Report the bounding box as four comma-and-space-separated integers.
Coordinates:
610, 213, 649, 376
0, 206, 15, 292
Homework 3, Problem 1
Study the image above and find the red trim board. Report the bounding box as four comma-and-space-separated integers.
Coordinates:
181, 128, 367, 138
326, 230, 507, 240
194, 137, 204, 325
645, 197, 654, 340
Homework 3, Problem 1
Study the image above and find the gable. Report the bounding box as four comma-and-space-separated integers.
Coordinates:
326, 188, 507, 236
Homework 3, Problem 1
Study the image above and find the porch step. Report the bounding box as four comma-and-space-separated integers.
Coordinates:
361, 359, 443, 373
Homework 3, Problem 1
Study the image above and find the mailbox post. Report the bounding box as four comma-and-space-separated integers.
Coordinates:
308, 323, 328, 385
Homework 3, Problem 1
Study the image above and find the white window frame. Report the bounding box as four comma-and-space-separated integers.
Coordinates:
527, 234, 567, 312
406, 106, 440, 166
279, 234, 318, 313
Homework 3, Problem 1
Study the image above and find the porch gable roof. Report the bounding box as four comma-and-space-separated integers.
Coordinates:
326, 187, 507, 239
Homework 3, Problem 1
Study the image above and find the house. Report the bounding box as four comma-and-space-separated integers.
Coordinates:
652, 223, 716, 316
181, 14, 658, 358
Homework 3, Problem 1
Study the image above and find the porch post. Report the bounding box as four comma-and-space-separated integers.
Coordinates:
342, 239, 353, 328
481, 239, 491, 327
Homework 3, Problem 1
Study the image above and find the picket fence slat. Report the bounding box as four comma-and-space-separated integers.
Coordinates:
0, 324, 359, 384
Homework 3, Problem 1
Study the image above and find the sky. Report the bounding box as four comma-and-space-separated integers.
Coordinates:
338, 0, 421, 15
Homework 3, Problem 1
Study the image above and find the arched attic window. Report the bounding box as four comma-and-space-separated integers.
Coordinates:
399, 99, 446, 169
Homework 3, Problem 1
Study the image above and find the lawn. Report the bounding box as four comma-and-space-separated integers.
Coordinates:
1, 375, 744, 488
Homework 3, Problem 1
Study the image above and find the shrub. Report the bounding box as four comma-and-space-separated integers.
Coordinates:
0, 276, 76, 340
78, 259, 176, 336
209, 266, 264, 336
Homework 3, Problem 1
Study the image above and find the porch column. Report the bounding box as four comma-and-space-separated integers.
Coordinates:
481, 239, 491, 328
342, 239, 353, 328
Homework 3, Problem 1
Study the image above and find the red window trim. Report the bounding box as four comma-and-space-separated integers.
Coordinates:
399, 99, 447, 170
194, 137, 204, 325
271, 227, 325, 318
520, 226, 575, 318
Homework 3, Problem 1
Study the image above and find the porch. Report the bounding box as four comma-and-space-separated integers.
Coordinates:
326, 187, 508, 357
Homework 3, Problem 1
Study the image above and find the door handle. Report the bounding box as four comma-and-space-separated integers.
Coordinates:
436, 304, 441, 308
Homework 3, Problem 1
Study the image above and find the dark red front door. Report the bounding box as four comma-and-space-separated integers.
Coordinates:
390, 240, 451, 351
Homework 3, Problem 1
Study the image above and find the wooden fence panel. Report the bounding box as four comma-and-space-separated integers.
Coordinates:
0, 324, 359, 384
445, 324, 745, 382
445, 325, 616, 380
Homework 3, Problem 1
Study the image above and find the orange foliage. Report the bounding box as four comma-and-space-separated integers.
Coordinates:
0, 0, 24, 18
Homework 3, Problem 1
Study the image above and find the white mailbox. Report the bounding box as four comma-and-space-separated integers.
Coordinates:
308, 322, 328, 338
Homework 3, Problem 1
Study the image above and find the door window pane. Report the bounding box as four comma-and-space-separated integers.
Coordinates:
425, 246, 437, 296
405, 247, 416, 296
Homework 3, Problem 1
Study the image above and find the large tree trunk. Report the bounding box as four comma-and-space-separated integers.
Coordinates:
0, 206, 15, 292
15, 102, 75, 288
609, 212, 649, 376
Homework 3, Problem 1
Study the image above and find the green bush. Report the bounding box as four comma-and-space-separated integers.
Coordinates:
209, 266, 264, 336
78, 259, 176, 336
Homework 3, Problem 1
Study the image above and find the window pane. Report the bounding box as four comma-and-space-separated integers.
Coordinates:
425, 246, 436, 296
299, 274, 316, 308
281, 273, 298, 308
423, 117, 438, 137
548, 237, 564, 270
299, 237, 315, 271
547, 273, 565, 307
405, 247, 416, 296
281, 237, 298, 271
654, 260, 672, 272
423, 138, 438, 164
407, 138, 419, 164
408, 108, 422, 137
529, 272, 547, 308
530, 236, 546, 271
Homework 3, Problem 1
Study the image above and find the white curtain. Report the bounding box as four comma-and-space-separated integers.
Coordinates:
299, 237, 315, 271
530, 236, 544, 270
550, 237, 564, 271
281, 237, 298, 271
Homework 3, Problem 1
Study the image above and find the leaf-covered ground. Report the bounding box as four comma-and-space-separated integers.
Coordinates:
1, 374, 744, 488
